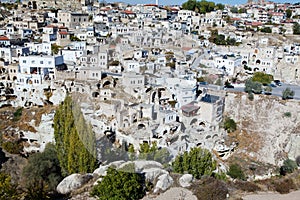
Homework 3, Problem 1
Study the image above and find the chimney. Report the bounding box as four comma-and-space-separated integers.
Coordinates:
156, 0, 159, 6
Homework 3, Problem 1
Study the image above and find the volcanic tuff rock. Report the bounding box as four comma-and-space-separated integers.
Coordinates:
224, 92, 300, 166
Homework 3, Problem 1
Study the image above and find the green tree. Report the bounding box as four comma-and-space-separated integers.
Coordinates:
138, 142, 171, 165
172, 147, 216, 179
286, 9, 292, 19
293, 22, 300, 35
51, 44, 61, 55
230, 7, 238, 13
264, 85, 272, 95
182, 0, 197, 11
280, 158, 297, 176
0, 173, 19, 200
223, 117, 237, 133
54, 95, 97, 176
91, 167, 146, 200
215, 3, 224, 10
282, 87, 295, 100
227, 163, 246, 180
22, 143, 63, 199
260, 27, 272, 33
252, 72, 273, 85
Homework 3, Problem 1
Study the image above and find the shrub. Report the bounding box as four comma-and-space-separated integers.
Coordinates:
283, 112, 291, 117
172, 147, 216, 179
248, 92, 254, 101
2, 141, 23, 154
280, 159, 298, 176
274, 179, 296, 194
192, 177, 228, 200
227, 163, 246, 180
282, 87, 295, 100
13, 107, 22, 121
296, 155, 300, 166
224, 117, 237, 133
234, 180, 260, 192
91, 167, 146, 200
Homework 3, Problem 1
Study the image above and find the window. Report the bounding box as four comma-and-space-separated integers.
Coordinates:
23, 60, 26, 63
40, 61, 43, 64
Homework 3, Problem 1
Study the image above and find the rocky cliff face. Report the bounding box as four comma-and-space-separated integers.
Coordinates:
224, 92, 300, 166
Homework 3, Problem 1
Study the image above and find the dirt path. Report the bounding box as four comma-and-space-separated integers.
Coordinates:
243, 190, 300, 200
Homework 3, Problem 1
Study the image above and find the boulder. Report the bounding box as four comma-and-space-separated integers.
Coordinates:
57, 173, 93, 194
142, 168, 168, 182
179, 174, 193, 187
93, 165, 109, 176
134, 160, 164, 172
154, 174, 174, 193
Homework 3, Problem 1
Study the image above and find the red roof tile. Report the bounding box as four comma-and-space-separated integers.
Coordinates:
0, 36, 9, 41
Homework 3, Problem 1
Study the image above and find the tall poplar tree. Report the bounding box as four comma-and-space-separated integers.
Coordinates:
54, 95, 97, 176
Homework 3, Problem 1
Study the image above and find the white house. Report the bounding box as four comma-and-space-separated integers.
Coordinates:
18, 55, 64, 85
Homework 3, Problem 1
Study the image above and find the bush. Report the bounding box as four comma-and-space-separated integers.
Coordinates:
223, 117, 237, 133
252, 72, 273, 85
91, 167, 146, 200
2, 141, 23, 154
296, 155, 300, 166
0, 173, 20, 200
22, 143, 63, 199
274, 179, 296, 194
248, 92, 254, 101
283, 112, 291, 117
280, 159, 298, 176
172, 147, 216, 179
282, 87, 295, 100
227, 163, 246, 180
192, 177, 228, 200
233, 180, 260, 192
13, 107, 22, 121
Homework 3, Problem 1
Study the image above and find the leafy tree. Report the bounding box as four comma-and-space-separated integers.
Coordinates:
138, 142, 172, 165
182, 0, 216, 14
280, 158, 297, 176
251, 81, 263, 94
70, 36, 81, 41
1, 140, 23, 154
54, 95, 97, 176
245, 75, 267, 95
230, 7, 238, 13
51, 44, 61, 55
293, 22, 300, 35
260, 27, 272, 33
215, 3, 224, 10
264, 85, 272, 95
252, 72, 273, 85
223, 117, 237, 133
0, 173, 19, 200
286, 9, 292, 19
22, 143, 63, 199
91, 167, 146, 200
227, 163, 246, 180
282, 87, 295, 100
172, 147, 216, 179
182, 0, 197, 11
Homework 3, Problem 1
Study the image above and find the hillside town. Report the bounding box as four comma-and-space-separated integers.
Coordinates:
1, 0, 300, 199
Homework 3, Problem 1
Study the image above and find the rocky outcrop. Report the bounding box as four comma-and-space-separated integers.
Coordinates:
224, 92, 300, 165
179, 174, 193, 188
57, 173, 93, 194
154, 174, 174, 193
